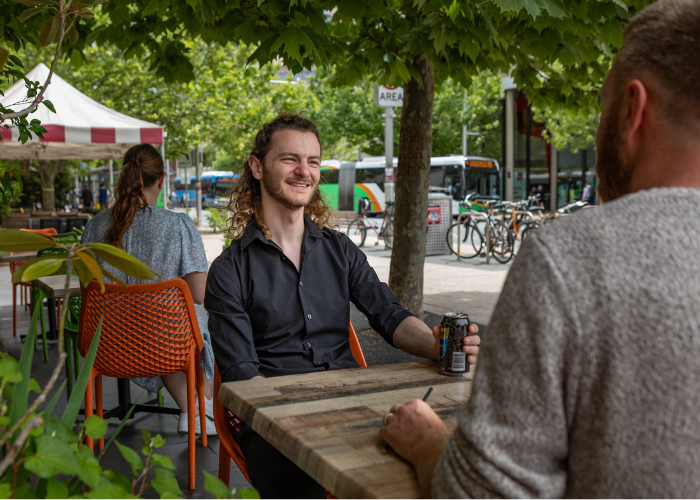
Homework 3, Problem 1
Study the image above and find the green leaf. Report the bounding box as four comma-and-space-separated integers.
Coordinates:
151, 468, 182, 499
116, 441, 143, 475
15, 257, 64, 282
203, 470, 230, 499
39, 14, 61, 47
24, 434, 83, 478
41, 380, 67, 420
62, 318, 101, 426
84, 414, 108, 439
45, 416, 80, 445
98, 404, 135, 459
75, 249, 104, 291
46, 478, 69, 499
86, 244, 158, 280
9, 303, 39, 425
271, 28, 302, 64
0, 354, 21, 383
103, 470, 133, 493
0, 483, 13, 498
19, 6, 51, 22
0, 47, 8, 73
28, 377, 41, 393
76, 447, 103, 488
85, 480, 135, 499
151, 433, 166, 448
10, 0, 45, 5
72, 256, 93, 287
151, 453, 175, 470
492, 0, 541, 17
43, 99, 56, 113
236, 487, 261, 499
0, 228, 55, 252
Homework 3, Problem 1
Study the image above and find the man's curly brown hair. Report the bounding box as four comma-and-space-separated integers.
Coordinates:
226, 113, 332, 240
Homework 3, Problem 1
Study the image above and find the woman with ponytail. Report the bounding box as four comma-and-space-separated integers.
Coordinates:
81, 143, 215, 436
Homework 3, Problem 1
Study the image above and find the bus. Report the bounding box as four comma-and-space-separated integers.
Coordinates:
319, 155, 500, 216
173, 171, 239, 207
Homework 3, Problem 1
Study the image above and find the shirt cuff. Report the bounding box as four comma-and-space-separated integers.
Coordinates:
221, 362, 263, 382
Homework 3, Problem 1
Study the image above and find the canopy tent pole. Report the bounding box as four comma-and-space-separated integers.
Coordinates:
161, 143, 167, 208
108, 159, 114, 203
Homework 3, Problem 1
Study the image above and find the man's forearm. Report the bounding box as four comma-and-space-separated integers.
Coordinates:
393, 316, 437, 360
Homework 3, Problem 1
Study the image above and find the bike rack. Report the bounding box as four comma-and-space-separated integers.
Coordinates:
456, 210, 491, 264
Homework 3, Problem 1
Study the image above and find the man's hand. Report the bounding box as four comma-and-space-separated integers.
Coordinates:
379, 400, 450, 497
432, 323, 481, 365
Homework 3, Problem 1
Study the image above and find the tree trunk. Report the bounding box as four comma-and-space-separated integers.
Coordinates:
388, 54, 435, 318
37, 160, 65, 211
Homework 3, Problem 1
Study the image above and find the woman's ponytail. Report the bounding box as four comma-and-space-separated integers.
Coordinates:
105, 144, 164, 248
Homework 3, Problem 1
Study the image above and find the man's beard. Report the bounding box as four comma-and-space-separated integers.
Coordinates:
261, 166, 316, 210
596, 97, 633, 203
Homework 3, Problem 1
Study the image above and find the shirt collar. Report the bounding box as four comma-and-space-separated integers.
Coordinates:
240, 215, 323, 251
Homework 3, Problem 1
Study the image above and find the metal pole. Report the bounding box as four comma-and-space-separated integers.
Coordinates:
550, 144, 558, 211
505, 89, 515, 201
525, 103, 531, 198
161, 143, 167, 208
581, 148, 587, 200
462, 90, 468, 157
108, 159, 114, 198
384, 106, 395, 204
196, 146, 202, 223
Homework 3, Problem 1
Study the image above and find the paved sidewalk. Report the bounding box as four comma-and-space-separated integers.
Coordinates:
0, 229, 512, 498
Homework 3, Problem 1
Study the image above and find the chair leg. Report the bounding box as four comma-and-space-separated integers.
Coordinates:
157, 390, 163, 407
196, 352, 207, 448
23, 285, 27, 311
218, 444, 231, 488
187, 361, 196, 490
96, 375, 105, 453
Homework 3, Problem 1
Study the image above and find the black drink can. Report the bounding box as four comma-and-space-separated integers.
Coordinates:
439, 313, 471, 375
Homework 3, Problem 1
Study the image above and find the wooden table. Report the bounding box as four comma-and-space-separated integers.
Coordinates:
0, 250, 37, 263
219, 360, 473, 498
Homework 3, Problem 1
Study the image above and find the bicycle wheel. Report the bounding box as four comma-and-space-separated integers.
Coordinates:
446, 222, 483, 258
382, 221, 394, 249
490, 220, 514, 264
520, 226, 536, 244
346, 218, 367, 247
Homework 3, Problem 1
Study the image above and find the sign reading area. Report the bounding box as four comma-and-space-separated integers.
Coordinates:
374, 85, 404, 107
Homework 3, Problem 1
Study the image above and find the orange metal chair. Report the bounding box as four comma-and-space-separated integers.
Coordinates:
78, 279, 208, 490
215, 322, 367, 487
10, 228, 58, 337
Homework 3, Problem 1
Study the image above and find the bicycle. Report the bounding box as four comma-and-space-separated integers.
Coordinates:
519, 200, 590, 240
446, 195, 514, 263
346, 199, 394, 248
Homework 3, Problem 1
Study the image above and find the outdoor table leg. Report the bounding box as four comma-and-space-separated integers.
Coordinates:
46, 298, 58, 341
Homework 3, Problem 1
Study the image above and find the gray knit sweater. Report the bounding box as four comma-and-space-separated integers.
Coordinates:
433, 188, 700, 498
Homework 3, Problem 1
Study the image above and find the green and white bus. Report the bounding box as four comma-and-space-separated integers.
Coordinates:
319, 155, 500, 215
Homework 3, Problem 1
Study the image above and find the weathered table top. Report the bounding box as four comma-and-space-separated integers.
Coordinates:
33, 275, 82, 299
218, 360, 473, 498
0, 250, 37, 263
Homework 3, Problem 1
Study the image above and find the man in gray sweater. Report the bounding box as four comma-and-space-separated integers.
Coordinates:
380, 0, 700, 497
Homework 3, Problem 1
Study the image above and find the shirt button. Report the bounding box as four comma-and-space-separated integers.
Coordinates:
307, 314, 312, 320
299, 281, 303, 287
314, 361, 321, 366
306, 342, 311, 348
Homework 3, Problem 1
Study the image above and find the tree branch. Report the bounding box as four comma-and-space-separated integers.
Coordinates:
0, 4, 68, 122
0, 416, 43, 477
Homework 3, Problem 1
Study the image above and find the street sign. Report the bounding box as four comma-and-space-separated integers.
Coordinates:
373, 85, 404, 107
176, 148, 199, 169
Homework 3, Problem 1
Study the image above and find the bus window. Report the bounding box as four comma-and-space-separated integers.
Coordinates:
444, 165, 463, 200
321, 168, 339, 184
355, 168, 384, 191
429, 166, 445, 188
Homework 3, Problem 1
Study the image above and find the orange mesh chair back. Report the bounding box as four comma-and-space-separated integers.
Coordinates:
10, 228, 58, 337
214, 322, 367, 488
78, 278, 207, 490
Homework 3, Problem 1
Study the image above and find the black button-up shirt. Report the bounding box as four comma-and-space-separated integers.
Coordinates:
205, 216, 414, 382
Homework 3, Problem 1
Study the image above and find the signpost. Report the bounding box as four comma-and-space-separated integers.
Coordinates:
373, 85, 403, 204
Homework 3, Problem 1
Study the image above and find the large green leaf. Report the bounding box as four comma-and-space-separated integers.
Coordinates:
84, 414, 108, 439
0, 353, 22, 383
76, 447, 103, 489
13, 257, 64, 282
23, 434, 83, 478
0, 229, 55, 252
151, 453, 175, 470
203, 470, 230, 499
62, 318, 102, 427
115, 441, 143, 475
75, 249, 104, 291
86, 243, 158, 280
9, 303, 39, 426
85, 479, 135, 499
150, 468, 182, 499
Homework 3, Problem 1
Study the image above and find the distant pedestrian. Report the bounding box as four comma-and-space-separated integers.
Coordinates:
99, 182, 111, 209
81, 184, 93, 209
170, 190, 178, 209
581, 182, 594, 205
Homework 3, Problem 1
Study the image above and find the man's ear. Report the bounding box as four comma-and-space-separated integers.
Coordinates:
249, 156, 263, 180
621, 79, 648, 147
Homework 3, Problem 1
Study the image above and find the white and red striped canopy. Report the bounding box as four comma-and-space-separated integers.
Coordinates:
0, 63, 163, 160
